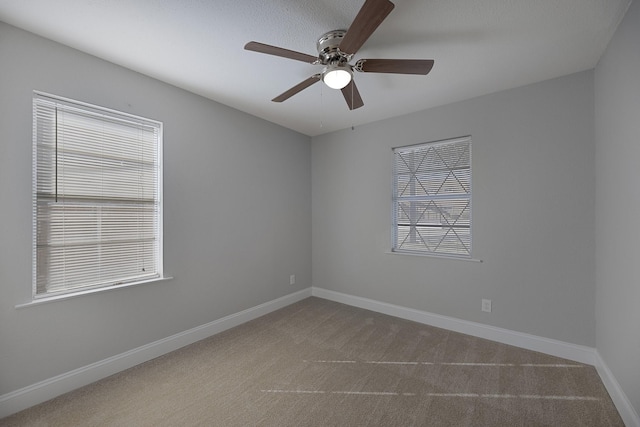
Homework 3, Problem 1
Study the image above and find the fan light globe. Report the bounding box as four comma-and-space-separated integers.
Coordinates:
323, 67, 352, 90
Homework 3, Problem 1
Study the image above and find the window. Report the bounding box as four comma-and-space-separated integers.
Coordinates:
33, 92, 163, 298
392, 136, 471, 258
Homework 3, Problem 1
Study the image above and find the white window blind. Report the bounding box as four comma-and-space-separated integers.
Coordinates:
392, 136, 471, 258
33, 92, 163, 297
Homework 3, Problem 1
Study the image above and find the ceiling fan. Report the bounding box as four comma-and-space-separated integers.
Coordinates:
244, 0, 434, 110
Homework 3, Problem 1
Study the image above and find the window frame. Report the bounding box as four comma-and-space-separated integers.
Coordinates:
391, 136, 472, 259
32, 91, 165, 301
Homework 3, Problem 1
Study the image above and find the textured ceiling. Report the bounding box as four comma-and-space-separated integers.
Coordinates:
0, 0, 632, 136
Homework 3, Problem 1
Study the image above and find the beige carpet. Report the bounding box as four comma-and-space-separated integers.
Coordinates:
1, 297, 624, 426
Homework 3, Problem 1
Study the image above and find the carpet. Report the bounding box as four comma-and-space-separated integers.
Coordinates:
1, 297, 624, 426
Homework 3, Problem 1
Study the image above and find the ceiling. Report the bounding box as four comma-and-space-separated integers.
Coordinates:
0, 0, 631, 136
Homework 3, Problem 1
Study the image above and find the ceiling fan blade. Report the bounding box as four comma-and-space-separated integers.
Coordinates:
244, 41, 317, 64
357, 58, 434, 75
339, 0, 395, 55
272, 75, 321, 102
341, 80, 364, 110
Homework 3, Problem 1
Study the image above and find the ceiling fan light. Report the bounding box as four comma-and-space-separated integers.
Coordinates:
323, 67, 352, 90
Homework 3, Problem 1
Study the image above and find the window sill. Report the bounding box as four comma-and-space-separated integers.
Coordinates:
386, 251, 483, 263
15, 276, 174, 309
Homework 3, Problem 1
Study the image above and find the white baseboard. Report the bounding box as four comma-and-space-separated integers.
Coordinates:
594, 351, 640, 427
312, 287, 597, 364
0, 288, 312, 419
311, 287, 639, 427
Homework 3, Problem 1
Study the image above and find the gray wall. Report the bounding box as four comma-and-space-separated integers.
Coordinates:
595, 0, 640, 414
312, 71, 596, 347
0, 22, 311, 395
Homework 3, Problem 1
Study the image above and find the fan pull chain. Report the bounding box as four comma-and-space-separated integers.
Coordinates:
320, 82, 324, 129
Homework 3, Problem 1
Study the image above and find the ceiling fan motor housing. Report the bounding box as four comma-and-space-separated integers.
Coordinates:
317, 30, 350, 65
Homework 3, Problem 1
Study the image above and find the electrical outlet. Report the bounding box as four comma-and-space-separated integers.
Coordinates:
482, 299, 492, 313
290, 274, 296, 285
